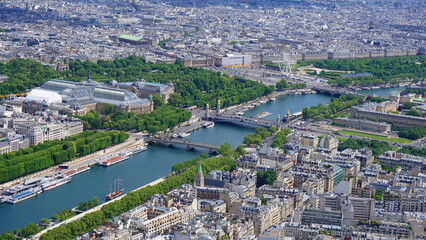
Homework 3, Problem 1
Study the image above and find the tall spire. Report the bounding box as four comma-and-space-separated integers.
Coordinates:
87, 69, 91, 80
195, 161, 204, 187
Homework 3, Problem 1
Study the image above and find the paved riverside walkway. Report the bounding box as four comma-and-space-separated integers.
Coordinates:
32, 177, 165, 239
0, 136, 144, 191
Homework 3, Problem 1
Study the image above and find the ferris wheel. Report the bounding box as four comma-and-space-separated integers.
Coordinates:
278, 53, 298, 77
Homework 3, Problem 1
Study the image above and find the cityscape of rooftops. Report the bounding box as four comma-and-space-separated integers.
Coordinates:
0, 0, 425, 239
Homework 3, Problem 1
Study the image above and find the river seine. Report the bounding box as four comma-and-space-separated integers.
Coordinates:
0, 88, 402, 233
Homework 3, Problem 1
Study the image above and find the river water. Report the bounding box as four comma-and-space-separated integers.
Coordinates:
0, 87, 402, 233
357, 86, 405, 97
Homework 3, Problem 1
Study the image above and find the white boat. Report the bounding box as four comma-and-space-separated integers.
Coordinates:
129, 146, 147, 155
178, 132, 190, 138
254, 112, 272, 119
4, 177, 45, 195
64, 166, 91, 177
0, 195, 10, 204
270, 97, 276, 101
7, 187, 42, 204
41, 175, 72, 191
203, 122, 215, 128
97, 155, 130, 167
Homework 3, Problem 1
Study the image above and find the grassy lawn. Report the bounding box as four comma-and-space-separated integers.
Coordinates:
339, 130, 413, 144
337, 137, 348, 142
390, 146, 399, 151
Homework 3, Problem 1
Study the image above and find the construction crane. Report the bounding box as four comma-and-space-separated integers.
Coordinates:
0, 92, 29, 109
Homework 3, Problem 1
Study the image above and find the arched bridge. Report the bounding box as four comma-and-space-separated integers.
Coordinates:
311, 86, 368, 98
212, 114, 278, 129
144, 137, 221, 154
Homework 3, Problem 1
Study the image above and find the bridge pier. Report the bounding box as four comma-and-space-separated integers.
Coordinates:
209, 149, 218, 155
186, 145, 195, 151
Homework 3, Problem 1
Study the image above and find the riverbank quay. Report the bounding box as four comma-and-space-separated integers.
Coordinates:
32, 176, 166, 239
33, 155, 233, 240
0, 136, 145, 191
223, 88, 315, 115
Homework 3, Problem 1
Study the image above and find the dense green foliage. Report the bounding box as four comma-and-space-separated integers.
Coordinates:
299, 56, 425, 86
38, 155, 236, 240
40, 219, 50, 225
77, 197, 100, 212
243, 127, 272, 146
0, 131, 128, 183
0, 59, 60, 95
398, 126, 426, 140
372, 190, 384, 201
397, 146, 426, 157
64, 57, 274, 108
405, 109, 422, 117
302, 94, 363, 120
18, 223, 44, 238
0, 57, 273, 109
171, 153, 209, 174
275, 80, 306, 89
256, 169, 277, 187
368, 96, 388, 103
379, 162, 400, 173
402, 88, 426, 96
271, 128, 291, 148
51, 209, 76, 222
338, 138, 393, 156
404, 102, 413, 109
77, 106, 191, 132
152, 94, 165, 109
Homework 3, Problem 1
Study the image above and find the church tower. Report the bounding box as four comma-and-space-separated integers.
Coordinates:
195, 162, 204, 187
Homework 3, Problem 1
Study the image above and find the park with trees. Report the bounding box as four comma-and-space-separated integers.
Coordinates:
0, 130, 128, 183
302, 94, 363, 120
299, 56, 425, 87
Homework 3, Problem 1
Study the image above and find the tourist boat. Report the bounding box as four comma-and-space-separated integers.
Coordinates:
270, 97, 276, 101
178, 132, 190, 138
254, 112, 271, 119
7, 187, 42, 204
247, 105, 255, 110
4, 177, 45, 195
171, 134, 178, 138
203, 122, 215, 128
64, 166, 91, 177
129, 146, 147, 155
0, 195, 10, 204
105, 177, 124, 201
259, 100, 267, 104
121, 146, 147, 157
97, 155, 129, 167
41, 175, 72, 191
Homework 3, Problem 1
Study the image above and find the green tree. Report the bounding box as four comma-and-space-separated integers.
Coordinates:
404, 102, 413, 109
152, 94, 165, 109
41, 218, 50, 225
101, 103, 114, 116
235, 146, 246, 157
167, 93, 184, 107
20, 223, 41, 238
218, 143, 234, 157
398, 126, 426, 140
406, 109, 421, 117
256, 169, 277, 187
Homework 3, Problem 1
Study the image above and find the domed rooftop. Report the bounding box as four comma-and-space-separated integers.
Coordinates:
60, 87, 91, 99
